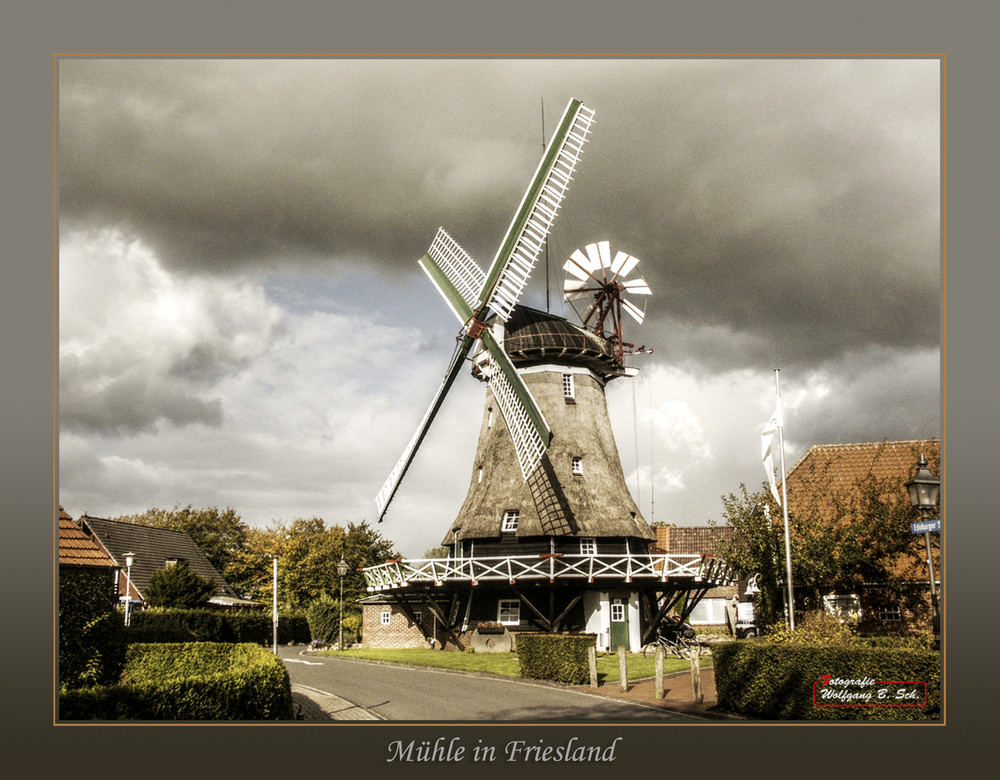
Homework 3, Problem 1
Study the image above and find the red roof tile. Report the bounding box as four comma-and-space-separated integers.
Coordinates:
58, 509, 116, 568
783, 439, 941, 581
652, 525, 736, 556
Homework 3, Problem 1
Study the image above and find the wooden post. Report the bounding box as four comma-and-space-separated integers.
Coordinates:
588, 646, 598, 689
655, 646, 664, 699
618, 645, 628, 692
689, 651, 703, 704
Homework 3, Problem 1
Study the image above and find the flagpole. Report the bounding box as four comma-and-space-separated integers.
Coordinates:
774, 369, 795, 631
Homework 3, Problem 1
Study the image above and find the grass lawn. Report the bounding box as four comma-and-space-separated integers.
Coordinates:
318, 647, 710, 684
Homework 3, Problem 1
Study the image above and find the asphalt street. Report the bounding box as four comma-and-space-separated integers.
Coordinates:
277, 647, 704, 722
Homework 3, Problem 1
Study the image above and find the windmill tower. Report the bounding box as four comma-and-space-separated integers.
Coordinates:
363, 100, 730, 652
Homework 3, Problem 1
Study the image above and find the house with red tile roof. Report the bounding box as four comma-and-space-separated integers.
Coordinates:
59, 506, 117, 571
781, 439, 941, 633
58, 507, 121, 688
651, 525, 740, 629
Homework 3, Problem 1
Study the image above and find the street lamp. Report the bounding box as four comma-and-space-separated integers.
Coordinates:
123, 552, 135, 626
272, 556, 278, 655
337, 557, 348, 651
904, 453, 941, 638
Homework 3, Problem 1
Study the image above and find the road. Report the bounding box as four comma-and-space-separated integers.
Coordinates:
277, 647, 702, 722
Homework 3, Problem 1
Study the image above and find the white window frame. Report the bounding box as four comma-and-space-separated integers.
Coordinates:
563, 373, 575, 400
822, 593, 861, 623
610, 600, 625, 623
572, 456, 583, 475
502, 509, 519, 532
580, 537, 597, 555
877, 603, 902, 622
380, 610, 391, 626
497, 599, 521, 626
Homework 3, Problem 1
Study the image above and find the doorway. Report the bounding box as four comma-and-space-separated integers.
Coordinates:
609, 596, 629, 650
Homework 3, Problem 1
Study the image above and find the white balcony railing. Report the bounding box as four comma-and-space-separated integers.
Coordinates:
363, 552, 732, 592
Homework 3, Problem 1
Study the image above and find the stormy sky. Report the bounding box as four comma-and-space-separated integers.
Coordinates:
58, 57, 941, 557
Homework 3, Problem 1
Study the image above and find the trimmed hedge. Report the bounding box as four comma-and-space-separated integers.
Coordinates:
58, 642, 294, 720
517, 634, 596, 684
713, 640, 941, 720
124, 608, 311, 645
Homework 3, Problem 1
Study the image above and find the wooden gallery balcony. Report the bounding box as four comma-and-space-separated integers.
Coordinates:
363, 552, 732, 592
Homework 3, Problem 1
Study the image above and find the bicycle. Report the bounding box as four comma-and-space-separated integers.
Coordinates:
642, 619, 702, 659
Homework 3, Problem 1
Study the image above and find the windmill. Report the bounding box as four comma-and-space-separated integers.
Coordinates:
563, 240, 652, 365
375, 98, 596, 522
362, 100, 731, 655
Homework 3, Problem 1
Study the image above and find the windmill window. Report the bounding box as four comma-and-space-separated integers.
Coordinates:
413, 611, 422, 626
497, 599, 520, 626
380, 610, 391, 626
877, 604, 902, 622
488, 408, 494, 428
502, 510, 520, 532
572, 456, 583, 475
563, 374, 575, 402
580, 537, 597, 555
478, 466, 483, 484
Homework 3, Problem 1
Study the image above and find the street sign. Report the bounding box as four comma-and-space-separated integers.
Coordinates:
911, 517, 941, 534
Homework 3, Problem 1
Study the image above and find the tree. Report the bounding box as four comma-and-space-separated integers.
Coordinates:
714, 485, 787, 629
232, 518, 400, 610
144, 562, 216, 608
716, 476, 928, 631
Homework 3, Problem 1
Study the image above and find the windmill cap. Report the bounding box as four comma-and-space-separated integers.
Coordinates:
500, 305, 620, 372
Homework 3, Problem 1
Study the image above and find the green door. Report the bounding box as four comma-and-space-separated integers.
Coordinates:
609, 597, 629, 650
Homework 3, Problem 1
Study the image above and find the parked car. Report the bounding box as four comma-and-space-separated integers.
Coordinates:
735, 601, 758, 638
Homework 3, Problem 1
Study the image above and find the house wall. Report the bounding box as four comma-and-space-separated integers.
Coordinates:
362, 603, 436, 649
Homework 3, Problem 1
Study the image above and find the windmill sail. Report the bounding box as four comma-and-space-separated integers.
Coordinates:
374, 341, 471, 520
375, 98, 594, 522
483, 99, 595, 322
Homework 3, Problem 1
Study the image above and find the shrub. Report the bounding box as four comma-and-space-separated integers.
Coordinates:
714, 640, 940, 720
58, 642, 293, 720
765, 610, 858, 646
59, 567, 125, 689
517, 634, 596, 684
306, 596, 341, 643
125, 608, 311, 645
342, 613, 362, 644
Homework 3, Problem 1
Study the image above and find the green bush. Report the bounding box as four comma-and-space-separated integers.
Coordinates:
764, 610, 858, 646
714, 640, 940, 720
59, 567, 125, 689
58, 642, 293, 720
517, 634, 596, 684
125, 608, 310, 645
306, 596, 340, 643
342, 613, 362, 644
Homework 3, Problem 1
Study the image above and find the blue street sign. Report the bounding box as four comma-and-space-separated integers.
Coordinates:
911, 518, 942, 534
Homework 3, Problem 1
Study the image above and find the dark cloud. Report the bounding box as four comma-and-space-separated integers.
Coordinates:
58, 57, 941, 549
59, 60, 939, 372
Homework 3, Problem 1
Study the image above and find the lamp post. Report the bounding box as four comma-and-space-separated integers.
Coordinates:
272, 556, 278, 654
123, 552, 135, 626
904, 453, 941, 639
337, 557, 348, 651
